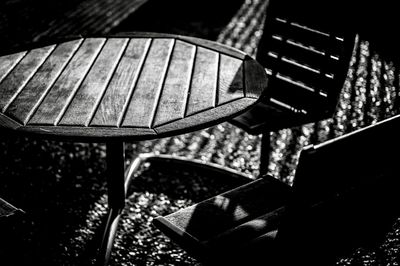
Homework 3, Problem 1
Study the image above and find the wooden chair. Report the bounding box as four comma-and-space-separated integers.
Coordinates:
153, 113, 400, 265
230, 0, 356, 175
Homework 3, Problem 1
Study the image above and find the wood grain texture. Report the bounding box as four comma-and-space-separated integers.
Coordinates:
90, 38, 151, 127
218, 54, 244, 105
122, 38, 174, 128
185, 46, 219, 116
0, 35, 266, 141
244, 59, 268, 98
0, 112, 22, 130
155, 98, 257, 135
0, 45, 55, 112
178, 35, 246, 60
152, 40, 196, 127
0, 52, 26, 84
59, 38, 128, 126
5, 39, 83, 124
29, 38, 106, 125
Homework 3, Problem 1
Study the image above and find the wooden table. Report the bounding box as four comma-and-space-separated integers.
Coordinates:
0, 32, 267, 265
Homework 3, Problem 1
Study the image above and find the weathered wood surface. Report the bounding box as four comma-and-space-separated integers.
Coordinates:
186, 46, 219, 116
121, 38, 175, 128
29, 38, 105, 125
0, 45, 55, 113
5, 40, 82, 124
91, 38, 151, 127
0, 34, 267, 140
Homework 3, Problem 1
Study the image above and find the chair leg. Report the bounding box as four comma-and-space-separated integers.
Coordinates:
259, 130, 271, 177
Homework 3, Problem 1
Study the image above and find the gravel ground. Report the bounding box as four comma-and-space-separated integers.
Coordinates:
1, 0, 400, 265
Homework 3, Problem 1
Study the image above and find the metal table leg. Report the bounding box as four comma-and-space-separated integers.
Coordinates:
96, 141, 125, 266
96, 141, 142, 266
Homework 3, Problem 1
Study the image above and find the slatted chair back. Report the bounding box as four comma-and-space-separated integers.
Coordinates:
231, 0, 356, 133
230, 0, 356, 175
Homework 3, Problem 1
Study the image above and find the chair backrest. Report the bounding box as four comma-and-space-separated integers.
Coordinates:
256, 0, 356, 125
274, 113, 400, 264
291, 114, 400, 203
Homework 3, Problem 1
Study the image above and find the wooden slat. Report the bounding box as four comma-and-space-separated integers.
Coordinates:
269, 75, 328, 113
59, 38, 128, 126
273, 18, 328, 49
122, 38, 174, 128
178, 35, 246, 60
244, 59, 268, 99
5, 40, 83, 124
266, 53, 330, 93
20, 125, 157, 140
113, 33, 246, 60
218, 54, 244, 105
268, 35, 339, 72
155, 98, 257, 135
0, 45, 55, 112
272, 18, 343, 57
90, 38, 151, 127
152, 40, 196, 127
0, 52, 26, 84
0, 112, 22, 130
155, 177, 291, 245
185, 47, 219, 116
0, 35, 266, 140
29, 38, 106, 125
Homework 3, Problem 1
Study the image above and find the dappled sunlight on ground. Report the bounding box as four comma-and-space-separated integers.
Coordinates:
1, 0, 400, 265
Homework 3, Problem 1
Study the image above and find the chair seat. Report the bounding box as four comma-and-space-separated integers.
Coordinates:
153, 176, 292, 264
230, 97, 318, 135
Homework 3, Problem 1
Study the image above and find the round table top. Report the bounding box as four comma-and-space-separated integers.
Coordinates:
0, 32, 267, 141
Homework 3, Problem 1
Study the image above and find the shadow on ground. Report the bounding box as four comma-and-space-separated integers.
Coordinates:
0, 132, 251, 265
113, 0, 245, 39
